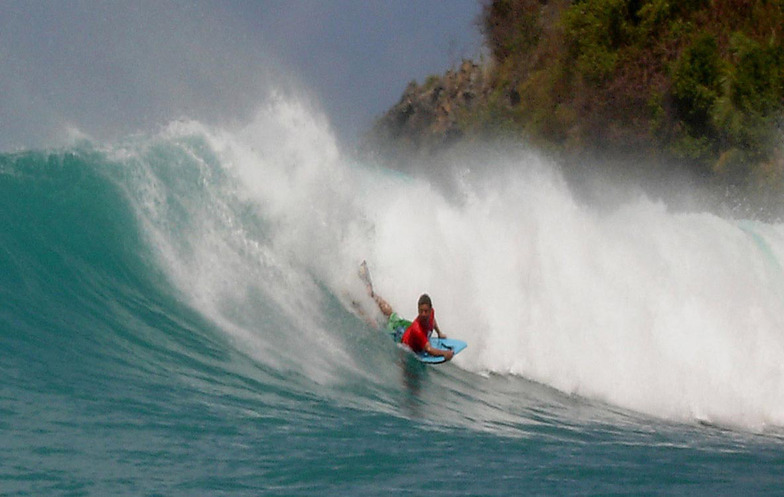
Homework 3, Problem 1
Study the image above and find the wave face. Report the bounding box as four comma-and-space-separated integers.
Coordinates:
3, 96, 784, 495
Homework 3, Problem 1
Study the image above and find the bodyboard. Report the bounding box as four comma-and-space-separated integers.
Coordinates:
415, 337, 468, 364
388, 319, 467, 364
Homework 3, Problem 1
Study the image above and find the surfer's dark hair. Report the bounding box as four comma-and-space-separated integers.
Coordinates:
418, 294, 432, 307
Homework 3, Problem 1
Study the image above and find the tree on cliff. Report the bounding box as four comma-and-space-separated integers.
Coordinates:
481, 0, 784, 189
369, 0, 784, 197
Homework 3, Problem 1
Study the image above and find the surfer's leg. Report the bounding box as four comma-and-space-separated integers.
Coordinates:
373, 294, 393, 318
358, 260, 374, 296
350, 298, 378, 327
357, 260, 394, 318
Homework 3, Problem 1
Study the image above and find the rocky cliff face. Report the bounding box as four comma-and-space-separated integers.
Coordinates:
365, 0, 784, 214
365, 60, 494, 164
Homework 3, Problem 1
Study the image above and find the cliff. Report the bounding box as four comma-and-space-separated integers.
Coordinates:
365, 0, 784, 208
366, 60, 494, 162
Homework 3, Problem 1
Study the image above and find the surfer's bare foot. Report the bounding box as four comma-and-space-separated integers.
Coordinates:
358, 260, 374, 296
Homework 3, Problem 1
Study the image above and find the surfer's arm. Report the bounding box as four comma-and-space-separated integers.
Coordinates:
424, 342, 454, 361
433, 318, 446, 338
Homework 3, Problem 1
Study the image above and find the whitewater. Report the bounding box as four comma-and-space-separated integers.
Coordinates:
3, 94, 784, 495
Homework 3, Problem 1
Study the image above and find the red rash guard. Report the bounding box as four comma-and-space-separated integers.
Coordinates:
402, 309, 434, 353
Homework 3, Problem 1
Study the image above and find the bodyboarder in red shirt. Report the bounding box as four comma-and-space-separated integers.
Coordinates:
373, 291, 453, 361
357, 261, 453, 361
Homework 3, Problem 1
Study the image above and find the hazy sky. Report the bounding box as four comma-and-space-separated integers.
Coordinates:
0, 1, 483, 150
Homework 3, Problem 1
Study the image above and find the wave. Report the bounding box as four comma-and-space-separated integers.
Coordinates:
3, 94, 784, 432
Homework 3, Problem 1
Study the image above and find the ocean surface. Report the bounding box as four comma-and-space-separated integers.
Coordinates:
3, 98, 784, 496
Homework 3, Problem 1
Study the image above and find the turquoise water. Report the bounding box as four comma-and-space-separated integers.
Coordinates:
3, 105, 784, 495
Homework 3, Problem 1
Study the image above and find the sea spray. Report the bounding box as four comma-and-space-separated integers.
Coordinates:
103, 99, 383, 390
99, 94, 784, 431
355, 154, 784, 430
364, 158, 784, 429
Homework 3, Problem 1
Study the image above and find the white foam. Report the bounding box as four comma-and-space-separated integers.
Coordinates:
118, 93, 784, 430
355, 154, 784, 430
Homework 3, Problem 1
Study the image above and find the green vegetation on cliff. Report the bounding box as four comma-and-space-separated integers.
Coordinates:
370, 0, 784, 197
483, 0, 784, 186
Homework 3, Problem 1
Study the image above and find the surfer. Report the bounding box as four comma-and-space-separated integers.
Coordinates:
376, 293, 453, 361
360, 263, 453, 361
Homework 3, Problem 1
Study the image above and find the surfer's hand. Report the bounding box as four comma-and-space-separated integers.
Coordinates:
444, 350, 454, 361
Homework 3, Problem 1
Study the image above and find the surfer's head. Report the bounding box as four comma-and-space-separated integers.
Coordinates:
417, 294, 433, 327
